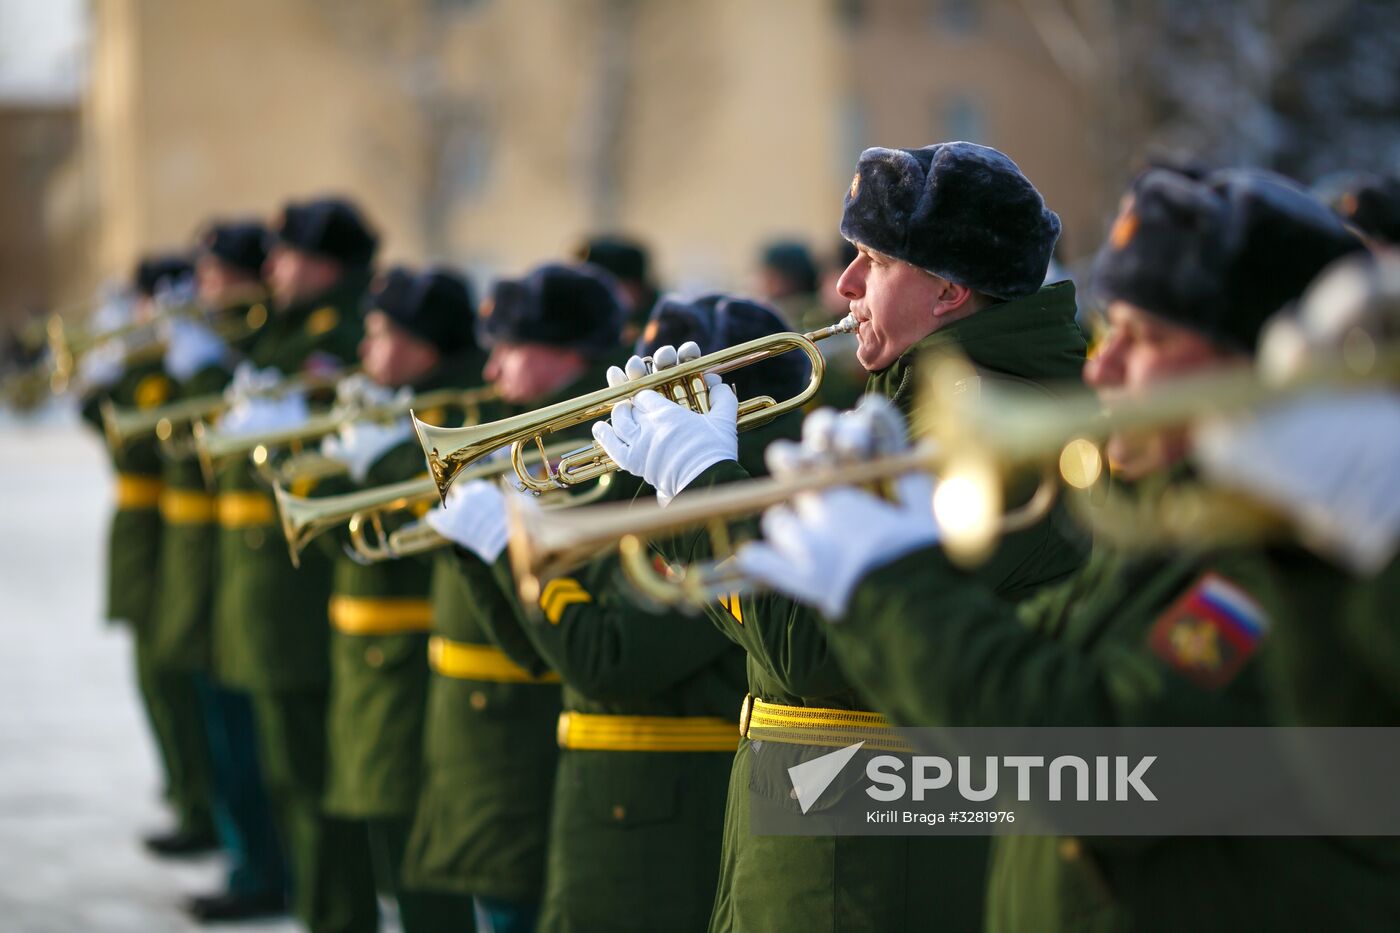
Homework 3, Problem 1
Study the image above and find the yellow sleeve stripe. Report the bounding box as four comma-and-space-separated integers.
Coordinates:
540, 577, 591, 624
718, 592, 743, 625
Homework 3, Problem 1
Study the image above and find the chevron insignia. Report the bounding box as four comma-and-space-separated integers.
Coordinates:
540, 577, 591, 624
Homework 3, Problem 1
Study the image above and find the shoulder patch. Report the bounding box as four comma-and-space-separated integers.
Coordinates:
540, 577, 591, 624
1147, 572, 1269, 690
306, 306, 339, 337
245, 303, 269, 331
135, 373, 172, 409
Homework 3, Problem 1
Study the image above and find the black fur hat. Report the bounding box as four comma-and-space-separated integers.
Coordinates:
575, 235, 651, 285
761, 241, 819, 295
839, 142, 1061, 300
1333, 173, 1400, 246
134, 254, 194, 298
1092, 168, 1366, 351
477, 262, 624, 358
635, 292, 809, 403
200, 220, 270, 277
369, 266, 477, 354
274, 196, 379, 268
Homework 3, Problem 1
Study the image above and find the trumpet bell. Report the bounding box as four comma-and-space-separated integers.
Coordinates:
414, 316, 856, 501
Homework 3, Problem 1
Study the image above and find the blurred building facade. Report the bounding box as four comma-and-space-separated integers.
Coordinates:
20, 0, 1119, 323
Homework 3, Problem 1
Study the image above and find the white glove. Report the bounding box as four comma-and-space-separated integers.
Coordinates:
77, 339, 125, 390
763, 394, 909, 476
224, 362, 282, 403
218, 384, 309, 437
735, 473, 940, 619
733, 396, 934, 618
153, 275, 197, 312
1195, 391, 1400, 575
162, 317, 228, 381
320, 417, 413, 483
333, 373, 401, 412
91, 285, 136, 334
426, 478, 510, 563
591, 342, 738, 505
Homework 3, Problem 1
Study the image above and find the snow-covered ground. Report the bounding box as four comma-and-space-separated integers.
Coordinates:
0, 417, 296, 931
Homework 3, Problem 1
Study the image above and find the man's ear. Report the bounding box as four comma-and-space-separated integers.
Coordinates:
931, 278, 977, 318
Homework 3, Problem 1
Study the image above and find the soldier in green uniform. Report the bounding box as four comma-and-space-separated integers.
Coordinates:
755, 240, 866, 412
211, 197, 379, 932
1323, 171, 1400, 251
404, 262, 626, 933
78, 255, 220, 858
311, 266, 483, 931
574, 235, 660, 345
1191, 254, 1400, 727
731, 168, 1396, 930
432, 293, 806, 932
594, 142, 1087, 932
143, 221, 292, 921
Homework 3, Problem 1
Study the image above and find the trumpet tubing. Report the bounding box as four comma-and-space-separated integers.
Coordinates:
413, 316, 857, 501
103, 364, 355, 453
196, 384, 494, 486
509, 339, 1400, 607
273, 437, 592, 566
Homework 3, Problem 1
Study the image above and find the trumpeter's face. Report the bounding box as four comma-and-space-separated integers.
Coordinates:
360, 311, 439, 387
263, 246, 343, 307
1084, 301, 1245, 479
836, 244, 976, 372
483, 342, 588, 404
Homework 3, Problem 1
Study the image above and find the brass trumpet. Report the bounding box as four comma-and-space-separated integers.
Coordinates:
412, 316, 857, 502
509, 340, 1400, 608
47, 299, 263, 395
98, 366, 352, 455
273, 439, 608, 567
194, 384, 498, 488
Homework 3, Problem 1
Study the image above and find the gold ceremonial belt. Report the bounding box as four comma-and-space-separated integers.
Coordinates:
741, 695, 913, 753
217, 491, 277, 528
427, 636, 561, 684
329, 596, 434, 636
115, 473, 163, 510
159, 488, 217, 524
557, 711, 739, 753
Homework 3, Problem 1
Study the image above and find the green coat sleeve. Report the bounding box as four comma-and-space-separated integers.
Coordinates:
830, 546, 1272, 729
656, 459, 874, 701
484, 554, 738, 702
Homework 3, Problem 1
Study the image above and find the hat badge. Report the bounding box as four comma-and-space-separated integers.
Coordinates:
1109, 206, 1140, 250
849, 172, 861, 200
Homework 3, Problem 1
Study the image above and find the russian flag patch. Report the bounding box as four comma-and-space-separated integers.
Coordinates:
1147, 572, 1270, 689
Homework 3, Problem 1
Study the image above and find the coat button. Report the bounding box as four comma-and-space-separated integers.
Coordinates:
469, 691, 487, 711
611, 804, 626, 821
1058, 838, 1082, 861
365, 646, 384, 668
244, 528, 265, 549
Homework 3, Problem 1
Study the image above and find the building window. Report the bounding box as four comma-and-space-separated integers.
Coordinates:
839, 94, 869, 172
931, 0, 979, 35
433, 0, 486, 14
835, 0, 866, 32
436, 104, 493, 203
941, 95, 985, 144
